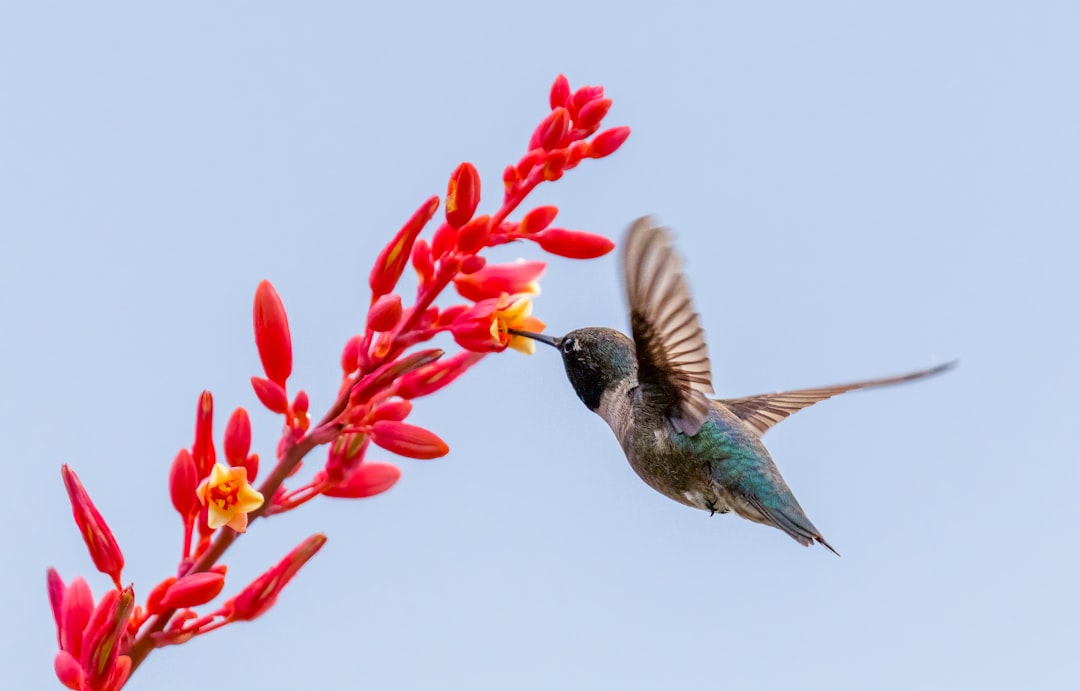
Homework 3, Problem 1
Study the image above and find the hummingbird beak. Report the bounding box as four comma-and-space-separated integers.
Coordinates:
506, 328, 561, 349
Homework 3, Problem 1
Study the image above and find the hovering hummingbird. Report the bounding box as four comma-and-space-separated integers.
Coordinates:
510, 217, 953, 554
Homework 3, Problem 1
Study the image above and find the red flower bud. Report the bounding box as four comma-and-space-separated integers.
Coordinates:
458, 254, 487, 275
370, 196, 440, 299
160, 572, 226, 609
533, 228, 615, 259
169, 449, 199, 518
574, 97, 612, 133
61, 466, 125, 589
411, 238, 434, 284
396, 351, 484, 399
82, 586, 134, 690
532, 107, 569, 151
542, 149, 568, 181
223, 534, 326, 622
242, 453, 260, 483
340, 334, 362, 375
47, 570, 94, 659
569, 84, 604, 117
366, 398, 413, 424
549, 73, 571, 109
145, 577, 176, 616
224, 408, 252, 466
515, 150, 544, 180
589, 126, 631, 158
453, 260, 545, 302
321, 462, 401, 498
348, 349, 444, 405
251, 376, 289, 414
54, 650, 83, 690
253, 280, 293, 386
455, 214, 491, 254
567, 140, 590, 167
192, 390, 215, 477
430, 222, 458, 258
371, 420, 449, 459
446, 162, 481, 229
502, 164, 519, 190
518, 205, 559, 235
290, 390, 311, 432
367, 293, 403, 333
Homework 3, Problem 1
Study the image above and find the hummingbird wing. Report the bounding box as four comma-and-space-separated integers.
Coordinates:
623, 217, 714, 436
718, 361, 956, 435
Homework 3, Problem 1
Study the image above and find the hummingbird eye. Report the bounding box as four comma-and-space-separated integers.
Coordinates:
561, 337, 576, 353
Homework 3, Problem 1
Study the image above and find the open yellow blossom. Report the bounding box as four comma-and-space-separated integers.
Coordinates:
493, 294, 546, 355
195, 463, 264, 533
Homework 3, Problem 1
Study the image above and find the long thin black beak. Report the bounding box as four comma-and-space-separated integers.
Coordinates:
506, 328, 561, 349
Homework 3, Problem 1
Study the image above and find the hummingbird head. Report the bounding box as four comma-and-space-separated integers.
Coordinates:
508, 326, 637, 411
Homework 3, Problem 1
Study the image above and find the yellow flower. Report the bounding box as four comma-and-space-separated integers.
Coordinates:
195, 463, 264, 533
493, 294, 546, 355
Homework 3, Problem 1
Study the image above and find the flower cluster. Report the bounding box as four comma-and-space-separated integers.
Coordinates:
46, 74, 629, 689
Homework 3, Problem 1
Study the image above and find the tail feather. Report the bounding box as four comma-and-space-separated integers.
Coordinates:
744, 494, 840, 556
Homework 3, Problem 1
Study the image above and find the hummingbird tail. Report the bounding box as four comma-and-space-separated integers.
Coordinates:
744, 494, 840, 556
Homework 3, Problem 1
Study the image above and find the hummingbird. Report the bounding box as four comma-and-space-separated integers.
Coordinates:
510, 217, 953, 554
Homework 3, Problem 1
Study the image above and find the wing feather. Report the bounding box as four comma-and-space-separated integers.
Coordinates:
623, 217, 714, 436
720, 362, 956, 435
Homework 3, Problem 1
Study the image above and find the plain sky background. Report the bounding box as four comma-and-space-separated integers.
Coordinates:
3, 3, 1076, 690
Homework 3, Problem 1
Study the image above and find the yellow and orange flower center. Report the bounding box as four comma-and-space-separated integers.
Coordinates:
196, 463, 264, 533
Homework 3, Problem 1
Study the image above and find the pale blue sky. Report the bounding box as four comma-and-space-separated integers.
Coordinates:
3, 4, 1077, 690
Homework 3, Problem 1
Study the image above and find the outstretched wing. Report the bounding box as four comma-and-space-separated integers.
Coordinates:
720, 361, 956, 435
623, 217, 714, 436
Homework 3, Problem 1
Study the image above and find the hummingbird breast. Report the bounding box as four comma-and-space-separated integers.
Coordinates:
597, 383, 743, 513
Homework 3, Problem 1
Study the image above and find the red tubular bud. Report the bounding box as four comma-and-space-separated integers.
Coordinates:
349, 349, 444, 405
519, 205, 559, 235
223, 408, 252, 466
251, 376, 289, 414
455, 214, 491, 254
169, 449, 199, 518
445, 162, 481, 229
430, 222, 458, 258
533, 107, 570, 151
192, 390, 215, 477
453, 260, 545, 302
253, 280, 293, 387
567, 140, 590, 167
366, 293, 403, 333
458, 254, 486, 275
322, 462, 401, 498
371, 420, 449, 459
396, 351, 484, 399
54, 650, 83, 690
411, 238, 434, 284
574, 98, 612, 134
145, 577, 177, 616
290, 390, 311, 432
82, 586, 134, 690
61, 466, 125, 589
542, 149, 568, 181
367, 398, 413, 424
502, 164, 519, 190
370, 196, 440, 299
242, 453, 260, 483
549, 74, 571, 109
569, 84, 604, 117
533, 228, 616, 259
224, 534, 327, 622
160, 572, 226, 609
340, 335, 362, 375
589, 126, 631, 158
